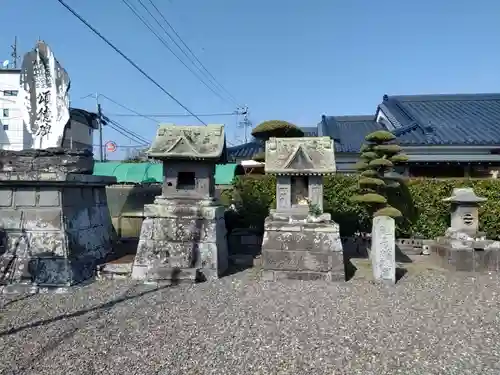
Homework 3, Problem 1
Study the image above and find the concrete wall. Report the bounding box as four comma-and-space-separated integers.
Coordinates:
106, 184, 161, 239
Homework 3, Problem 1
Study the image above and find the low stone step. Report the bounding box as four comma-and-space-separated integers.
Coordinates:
146, 267, 198, 283
96, 259, 133, 280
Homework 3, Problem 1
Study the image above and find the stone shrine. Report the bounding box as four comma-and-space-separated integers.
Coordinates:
370, 216, 396, 284
0, 148, 116, 293
131, 124, 228, 283
260, 137, 344, 281
431, 188, 500, 272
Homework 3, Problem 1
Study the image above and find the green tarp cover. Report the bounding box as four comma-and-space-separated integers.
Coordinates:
93, 162, 238, 185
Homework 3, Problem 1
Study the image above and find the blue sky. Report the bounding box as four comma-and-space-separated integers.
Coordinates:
1, 0, 500, 159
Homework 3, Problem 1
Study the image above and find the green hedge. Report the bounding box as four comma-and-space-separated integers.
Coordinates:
223, 175, 500, 239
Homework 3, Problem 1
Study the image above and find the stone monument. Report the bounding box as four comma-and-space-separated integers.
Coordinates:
18, 41, 71, 149
0, 41, 117, 293
260, 137, 344, 281
431, 188, 500, 272
131, 124, 228, 283
370, 216, 396, 284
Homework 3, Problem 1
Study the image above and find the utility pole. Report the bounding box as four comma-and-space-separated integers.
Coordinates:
96, 93, 104, 162
10, 37, 18, 68
238, 105, 250, 143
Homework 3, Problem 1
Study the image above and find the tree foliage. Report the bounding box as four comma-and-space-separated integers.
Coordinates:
251, 120, 304, 141
352, 130, 409, 218
250, 120, 304, 161
221, 175, 500, 239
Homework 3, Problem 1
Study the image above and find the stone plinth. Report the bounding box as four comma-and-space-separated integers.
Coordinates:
131, 197, 228, 283
0, 171, 116, 293
431, 230, 500, 272
261, 215, 344, 281
430, 188, 500, 272
0, 148, 94, 174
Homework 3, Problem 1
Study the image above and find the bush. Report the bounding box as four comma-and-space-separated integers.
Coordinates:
223, 175, 500, 239
251, 120, 304, 140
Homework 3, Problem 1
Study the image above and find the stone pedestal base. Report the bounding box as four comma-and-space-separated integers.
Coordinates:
0, 172, 116, 291
431, 236, 500, 272
260, 217, 345, 281
131, 197, 228, 283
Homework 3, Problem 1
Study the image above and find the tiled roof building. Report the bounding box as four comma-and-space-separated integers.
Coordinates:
228, 93, 500, 177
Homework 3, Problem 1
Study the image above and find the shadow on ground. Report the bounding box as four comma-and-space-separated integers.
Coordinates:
0, 283, 171, 338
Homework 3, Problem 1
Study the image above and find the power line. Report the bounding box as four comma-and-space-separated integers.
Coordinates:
122, 0, 232, 106
146, 0, 239, 105
107, 121, 150, 145
99, 94, 160, 123
56, 0, 207, 125
109, 111, 238, 118
107, 118, 150, 144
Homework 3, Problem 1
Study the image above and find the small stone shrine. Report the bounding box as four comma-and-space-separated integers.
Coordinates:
0, 148, 116, 293
431, 187, 500, 272
131, 124, 228, 283
260, 137, 344, 281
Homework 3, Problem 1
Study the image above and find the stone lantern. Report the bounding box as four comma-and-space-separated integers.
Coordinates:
260, 137, 344, 282
442, 188, 487, 237
431, 187, 500, 272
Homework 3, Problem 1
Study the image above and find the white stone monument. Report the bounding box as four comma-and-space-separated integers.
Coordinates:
18, 41, 71, 149
371, 216, 396, 284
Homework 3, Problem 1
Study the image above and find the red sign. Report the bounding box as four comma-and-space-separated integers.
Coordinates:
105, 141, 117, 153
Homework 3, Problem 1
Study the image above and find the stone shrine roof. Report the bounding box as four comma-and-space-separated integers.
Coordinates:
264, 137, 336, 175
148, 124, 226, 160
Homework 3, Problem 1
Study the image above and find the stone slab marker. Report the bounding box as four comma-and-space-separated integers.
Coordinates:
371, 216, 396, 284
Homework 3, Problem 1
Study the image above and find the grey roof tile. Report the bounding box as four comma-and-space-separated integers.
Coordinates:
320, 115, 384, 152
381, 93, 500, 145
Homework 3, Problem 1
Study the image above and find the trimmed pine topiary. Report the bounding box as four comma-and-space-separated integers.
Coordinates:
251, 120, 304, 140
353, 129, 409, 219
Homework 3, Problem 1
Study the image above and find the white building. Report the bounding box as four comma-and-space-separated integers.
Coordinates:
0, 68, 97, 151
0, 69, 25, 150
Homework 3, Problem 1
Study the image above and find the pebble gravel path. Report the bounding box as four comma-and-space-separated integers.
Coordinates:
1, 269, 500, 375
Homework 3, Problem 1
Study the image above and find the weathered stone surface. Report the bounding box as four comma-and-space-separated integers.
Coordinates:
148, 124, 226, 161
265, 137, 335, 175
262, 250, 343, 273
0, 177, 116, 290
432, 245, 500, 272
371, 216, 396, 284
261, 221, 344, 281
262, 269, 345, 282
0, 148, 94, 174
263, 225, 342, 252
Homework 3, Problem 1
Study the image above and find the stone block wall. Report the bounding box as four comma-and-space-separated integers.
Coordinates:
0, 174, 116, 289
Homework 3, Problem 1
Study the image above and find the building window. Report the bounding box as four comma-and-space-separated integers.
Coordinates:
2, 109, 9, 117
3, 124, 8, 130
3, 90, 18, 97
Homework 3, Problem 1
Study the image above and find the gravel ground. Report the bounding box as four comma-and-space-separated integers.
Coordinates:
1, 268, 500, 375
